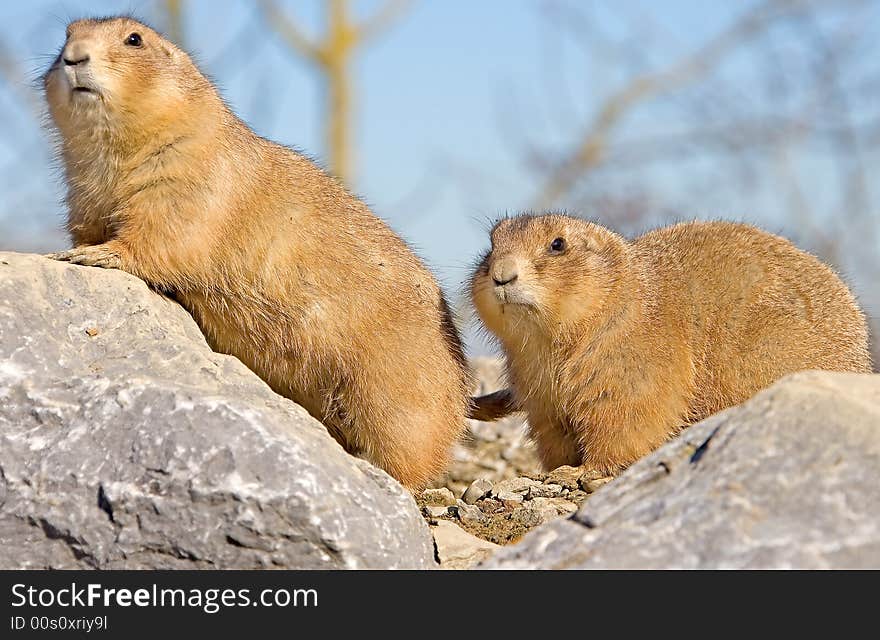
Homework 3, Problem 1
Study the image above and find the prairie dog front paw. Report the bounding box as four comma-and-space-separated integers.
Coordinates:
47, 243, 123, 270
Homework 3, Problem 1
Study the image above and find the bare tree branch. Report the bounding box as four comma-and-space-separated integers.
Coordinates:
356, 0, 412, 46
531, 0, 867, 209
258, 0, 414, 184
259, 0, 322, 63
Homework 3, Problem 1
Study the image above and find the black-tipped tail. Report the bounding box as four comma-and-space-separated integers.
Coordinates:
468, 388, 519, 421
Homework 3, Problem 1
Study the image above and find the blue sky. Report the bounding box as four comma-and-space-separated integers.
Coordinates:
1, 1, 877, 354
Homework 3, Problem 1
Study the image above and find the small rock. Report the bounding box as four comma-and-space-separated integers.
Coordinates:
461, 478, 494, 505
421, 487, 456, 506
545, 465, 584, 490
432, 520, 500, 569
469, 421, 500, 442
85, 327, 99, 337
581, 476, 613, 493
510, 506, 545, 528
492, 477, 541, 497
496, 490, 525, 508
578, 468, 608, 482
456, 500, 488, 525
527, 483, 563, 499
525, 499, 564, 524
531, 497, 579, 516
423, 505, 449, 518
481, 459, 508, 473
478, 498, 504, 514
500, 446, 522, 462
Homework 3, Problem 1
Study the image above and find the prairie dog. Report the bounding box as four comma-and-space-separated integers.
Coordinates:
44, 17, 470, 489
471, 213, 871, 474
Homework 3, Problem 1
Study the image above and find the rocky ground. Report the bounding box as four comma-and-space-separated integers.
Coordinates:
419, 466, 610, 543
418, 357, 612, 563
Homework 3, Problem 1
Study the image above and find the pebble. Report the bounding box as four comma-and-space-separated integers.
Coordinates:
510, 505, 545, 528
421, 487, 456, 506
500, 446, 521, 462
469, 421, 501, 442
525, 499, 564, 523
496, 490, 525, 508
577, 468, 608, 483
431, 520, 499, 570
456, 500, 488, 525
482, 459, 508, 472
581, 477, 613, 493
424, 505, 449, 518
545, 465, 584, 490
478, 498, 504, 514
461, 478, 494, 505
491, 477, 541, 497
527, 483, 563, 499
539, 497, 579, 515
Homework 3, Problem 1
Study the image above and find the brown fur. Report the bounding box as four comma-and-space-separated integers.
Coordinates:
468, 388, 518, 421
471, 213, 872, 474
44, 17, 470, 490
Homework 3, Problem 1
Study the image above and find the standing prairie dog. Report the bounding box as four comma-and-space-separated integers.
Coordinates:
471, 214, 871, 474
43, 17, 470, 490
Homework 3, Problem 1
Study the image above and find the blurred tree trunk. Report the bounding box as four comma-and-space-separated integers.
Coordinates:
164, 0, 185, 46
261, 0, 412, 186
324, 0, 354, 185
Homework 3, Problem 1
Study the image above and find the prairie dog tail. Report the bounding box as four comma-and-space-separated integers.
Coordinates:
468, 388, 519, 421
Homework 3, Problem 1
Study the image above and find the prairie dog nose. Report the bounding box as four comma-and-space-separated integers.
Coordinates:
492, 257, 521, 286
62, 41, 90, 66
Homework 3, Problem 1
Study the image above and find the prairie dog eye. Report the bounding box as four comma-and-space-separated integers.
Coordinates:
125, 33, 142, 47
549, 237, 566, 253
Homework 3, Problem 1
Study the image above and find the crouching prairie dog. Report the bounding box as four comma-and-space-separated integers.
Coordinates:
43, 17, 471, 489
471, 213, 871, 474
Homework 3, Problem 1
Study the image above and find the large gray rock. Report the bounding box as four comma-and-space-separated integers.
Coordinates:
0, 252, 434, 569
485, 371, 880, 569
